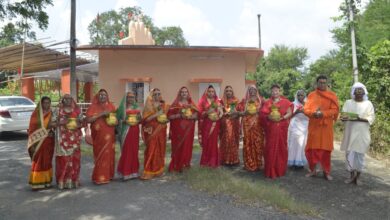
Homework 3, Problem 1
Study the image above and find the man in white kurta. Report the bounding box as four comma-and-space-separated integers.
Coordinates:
340, 82, 375, 185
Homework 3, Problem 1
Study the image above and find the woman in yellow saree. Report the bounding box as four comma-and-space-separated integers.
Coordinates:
141, 88, 169, 180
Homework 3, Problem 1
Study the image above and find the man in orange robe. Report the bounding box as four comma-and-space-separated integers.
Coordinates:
304, 75, 339, 180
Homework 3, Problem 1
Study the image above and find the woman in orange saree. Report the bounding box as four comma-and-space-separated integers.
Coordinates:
55, 94, 83, 189
238, 85, 265, 171
198, 85, 223, 168
261, 84, 293, 179
168, 86, 198, 172
28, 96, 55, 190
86, 89, 116, 184
141, 88, 169, 180
219, 86, 240, 166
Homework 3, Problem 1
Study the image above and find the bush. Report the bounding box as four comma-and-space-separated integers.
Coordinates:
370, 113, 390, 157
364, 40, 390, 158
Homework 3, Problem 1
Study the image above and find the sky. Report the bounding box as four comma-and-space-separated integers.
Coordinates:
26, 0, 368, 64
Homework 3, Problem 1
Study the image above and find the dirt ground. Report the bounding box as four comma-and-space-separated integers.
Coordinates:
227, 142, 390, 220
1, 131, 389, 220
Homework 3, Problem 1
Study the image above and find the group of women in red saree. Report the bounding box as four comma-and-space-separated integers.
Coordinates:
28, 84, 295, 190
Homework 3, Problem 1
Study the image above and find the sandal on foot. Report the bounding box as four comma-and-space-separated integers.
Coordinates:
323, 172, 333, 181
305, 171, 317, 177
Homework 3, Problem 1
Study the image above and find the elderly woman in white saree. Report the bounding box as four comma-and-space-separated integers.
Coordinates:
287, 90, 309, 169
340, 82, 375, 185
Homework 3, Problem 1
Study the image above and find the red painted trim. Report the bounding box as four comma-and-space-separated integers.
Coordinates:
120, 77, 152, 82
245, 79, 257, 85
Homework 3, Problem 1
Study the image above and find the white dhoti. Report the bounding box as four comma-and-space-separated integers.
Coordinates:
340, 99, 375, 173
346, 151, 365, 172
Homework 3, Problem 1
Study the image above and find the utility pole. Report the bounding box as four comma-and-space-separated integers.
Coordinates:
347, 0, 359, 83
70, 0, 77, 99
257, 14, 261, 48
20, 17, 27, 95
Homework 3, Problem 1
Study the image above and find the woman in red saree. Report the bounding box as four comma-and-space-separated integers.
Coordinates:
116, 92, 141, 180
220, 86, 241, 166
261, 84, 293, 179
28, 96, 55, 190
238, 85, 264, 171
198, 85, 223, 168
55, 94, 83, 189
141, 88, 169, 180
168, 87, 198, 172
86, 89, 116, 184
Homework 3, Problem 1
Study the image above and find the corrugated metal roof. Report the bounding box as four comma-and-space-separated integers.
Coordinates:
0, 42, 91, 74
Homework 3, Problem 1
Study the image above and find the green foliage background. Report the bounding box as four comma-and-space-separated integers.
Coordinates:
249, 0, 390, 157
0, 1, 388, 157
88, 6, 188, 46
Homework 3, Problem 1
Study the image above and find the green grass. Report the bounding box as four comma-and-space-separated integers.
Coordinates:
181, 167, 318, 216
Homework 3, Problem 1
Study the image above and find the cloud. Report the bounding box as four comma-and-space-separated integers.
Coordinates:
115, 0, 138, 10
153, 0, 219, 45
228, 0, 345, 62
77, 11, 95, 45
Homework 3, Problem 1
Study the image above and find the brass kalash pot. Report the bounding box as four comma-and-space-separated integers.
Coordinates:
181, 107, 193, 118
66, 118, 78, 130
106, 112, 118, 126
269, 104, 281, 121
126, 114, 138, 126
157, 113, 168, 124
246, 101, 257, 115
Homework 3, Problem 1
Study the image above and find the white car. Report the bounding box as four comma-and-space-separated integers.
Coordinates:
0, 96, 36, 132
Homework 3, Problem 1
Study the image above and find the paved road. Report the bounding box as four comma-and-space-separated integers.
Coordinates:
0, 131, 308, 220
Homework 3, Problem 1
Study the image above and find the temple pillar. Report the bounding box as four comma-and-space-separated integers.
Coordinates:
21, 77, 35, 102
61, 69, 70, 95
83, 82, 93, 103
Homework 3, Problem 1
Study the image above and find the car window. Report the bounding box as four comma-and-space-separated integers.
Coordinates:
0, 98, 35, 106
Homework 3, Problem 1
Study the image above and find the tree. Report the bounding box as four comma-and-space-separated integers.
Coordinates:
89, 7, 145, 45
364, 40, 390, 156
0, 23, 36, 47
154, 26, 188, 46
266, 45, 308, 71
248, 44, 308, 100
306, 50, 352, 104
0, 1, 53, 89
0, 0, 52, 46
329, 0, 390, 156
88, 6, 188, 46
330, 0, 371, 79
359, 0, 390, 49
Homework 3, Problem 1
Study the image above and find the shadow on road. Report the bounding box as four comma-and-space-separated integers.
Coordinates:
0, 131, 28, 141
